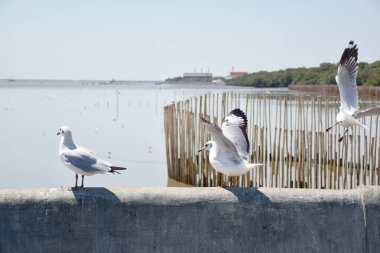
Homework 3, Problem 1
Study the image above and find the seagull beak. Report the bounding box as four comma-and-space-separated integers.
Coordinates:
198, 147, 205, 152
57, 131, 60, 135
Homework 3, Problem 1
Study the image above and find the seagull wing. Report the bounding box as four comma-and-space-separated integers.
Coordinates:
357, 106, 380, 118
222, 108, 250, 161
80, 146, 96, 155
336, 41, 359, 113
200, 117, 243, 162
61, 147, 111, 174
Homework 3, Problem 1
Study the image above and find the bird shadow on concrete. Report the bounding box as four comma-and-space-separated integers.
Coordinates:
71, 187, 121, 205
224, 187, 271, 204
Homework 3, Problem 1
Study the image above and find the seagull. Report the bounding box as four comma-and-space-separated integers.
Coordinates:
326, 41, 380, 142
57, 126, 126, 189
198, 109, 262, 185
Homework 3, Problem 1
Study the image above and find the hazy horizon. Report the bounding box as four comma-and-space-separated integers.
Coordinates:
1, 0, 379, 80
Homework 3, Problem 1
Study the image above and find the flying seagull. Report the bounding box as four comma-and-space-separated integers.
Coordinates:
199, 109, 261, 185
326, 41, 380, 142
57, 126, 126, 189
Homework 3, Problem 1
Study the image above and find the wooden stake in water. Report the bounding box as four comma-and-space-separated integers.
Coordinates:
164, 92, 380, 189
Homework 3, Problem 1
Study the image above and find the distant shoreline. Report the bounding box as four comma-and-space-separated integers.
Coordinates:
0, 80, 288, 89
10, 80, 377, 93
162, 81, 216, 85
0, 79, 159, 88
289, 84, 380, 100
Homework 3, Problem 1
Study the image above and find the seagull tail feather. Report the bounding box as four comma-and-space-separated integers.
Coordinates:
109, 166, 127, 174
354, 119, 368, 130
246, 163, 262, 170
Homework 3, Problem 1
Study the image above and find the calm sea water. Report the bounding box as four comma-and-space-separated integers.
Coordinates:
0, 81, 284, 189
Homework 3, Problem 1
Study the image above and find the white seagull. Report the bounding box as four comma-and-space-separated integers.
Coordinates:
326, 41, 380, 142
57, 126, 126, 189
198, 109, 262, 183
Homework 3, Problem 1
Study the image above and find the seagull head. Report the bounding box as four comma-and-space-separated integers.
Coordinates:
57, 126, 72, 137
57, 126, 76, 149
198, 141, 215, 152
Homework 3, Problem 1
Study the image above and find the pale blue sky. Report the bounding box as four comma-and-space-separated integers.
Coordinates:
0, 0, 379, 80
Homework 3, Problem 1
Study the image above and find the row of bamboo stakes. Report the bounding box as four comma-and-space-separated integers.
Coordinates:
164, 92, 380, 189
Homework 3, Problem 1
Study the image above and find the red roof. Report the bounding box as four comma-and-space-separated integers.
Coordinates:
230, 72, 248, 78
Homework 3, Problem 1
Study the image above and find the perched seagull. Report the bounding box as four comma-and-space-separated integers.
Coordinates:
326, 41, 380, 142
199, 109, 262, 183
57, 126, 126, 189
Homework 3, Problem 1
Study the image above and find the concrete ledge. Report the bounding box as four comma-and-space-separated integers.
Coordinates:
0, 187, 379, 253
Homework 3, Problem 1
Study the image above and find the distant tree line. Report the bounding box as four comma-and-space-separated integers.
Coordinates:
165, 76, 214, 83
165, 76, 185, 82
226, 61, 380, 87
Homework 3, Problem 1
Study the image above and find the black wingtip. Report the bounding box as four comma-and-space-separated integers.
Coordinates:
200, 117, 212, 124
227, 108, 249, 153
228, 108, 248, 124
340, 40, 358, 66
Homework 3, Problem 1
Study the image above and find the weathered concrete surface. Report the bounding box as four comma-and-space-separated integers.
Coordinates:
0, 187, 379, 253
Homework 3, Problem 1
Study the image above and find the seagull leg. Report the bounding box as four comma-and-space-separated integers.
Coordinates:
326, 121, 340, 132
81, 175, 84, 188
74, 174, 78, 189
338, 129, 349, 142
221, 176, 227, 188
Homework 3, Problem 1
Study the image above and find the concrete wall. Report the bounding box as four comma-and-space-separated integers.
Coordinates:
0, 187, 379, 253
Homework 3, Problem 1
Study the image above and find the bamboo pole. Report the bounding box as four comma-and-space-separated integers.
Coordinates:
164, 92, 380, 189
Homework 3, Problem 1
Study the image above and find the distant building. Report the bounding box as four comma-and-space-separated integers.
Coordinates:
183, 72, 213, 82
183, 73, 213, 78
230, 72, 248, 79
212, 79, 225, 85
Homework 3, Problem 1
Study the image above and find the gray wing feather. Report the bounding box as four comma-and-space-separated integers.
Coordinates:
336, 41, 359, 113
200, 117, 243, 162
222, 109, 249, 160
62, 147, 111, 174
357, 106, 380, 118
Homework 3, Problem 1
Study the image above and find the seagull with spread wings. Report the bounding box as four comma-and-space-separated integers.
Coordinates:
199, 109, 261, 185
326, 41, 380, 142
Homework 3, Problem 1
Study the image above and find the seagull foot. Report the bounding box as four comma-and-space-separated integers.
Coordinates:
338, 136, 344, 142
